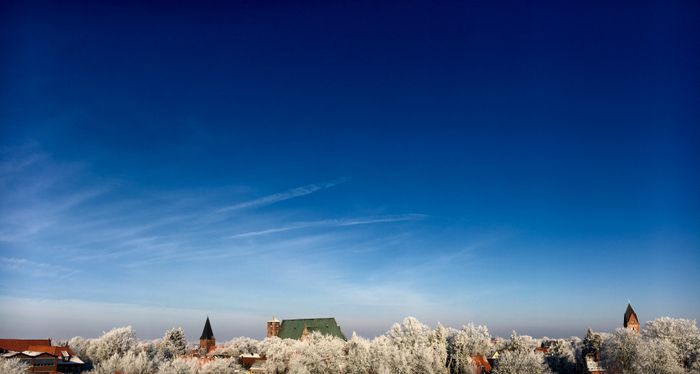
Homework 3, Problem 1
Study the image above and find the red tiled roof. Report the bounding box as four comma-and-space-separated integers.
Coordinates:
472, 354, 492, 373
0, 339, 51, 352
27, 345, 75, 356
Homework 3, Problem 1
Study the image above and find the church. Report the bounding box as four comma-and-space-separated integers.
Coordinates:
623, 303, 640, 333
267, 316, 346, 341
199, 316, 216, 354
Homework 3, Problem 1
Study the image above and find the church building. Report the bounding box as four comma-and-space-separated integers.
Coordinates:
623, 303, 640, 333
267, 316, 345, 341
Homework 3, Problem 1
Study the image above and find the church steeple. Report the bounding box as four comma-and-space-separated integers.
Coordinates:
623, 303, 640, 333
200, 316, 215, 340
199, 316, 216, 354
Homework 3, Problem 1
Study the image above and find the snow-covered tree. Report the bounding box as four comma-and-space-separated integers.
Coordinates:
504, 331, 533, 353
447, 323, 493, 374
156, 357, 200, 374
290, 332, 346, 374
162, 327, 188, 357
90, 350, 154, 374
385, 317, 449, 374
87, 326, 138, 363
643, 317, 700, 370
199, 358, 243, 374
215, 336, 260, 357
344, 332, 373, 374
67, 336, 93, 361
601, 328, 641, 374
493, 349, 552, 374
635, 338, 684, 374
543, 339, 575, 374
0, 358, 28, 374
260, 336, 304, 374
581, 328, 603, 359
365, 335, 403, 374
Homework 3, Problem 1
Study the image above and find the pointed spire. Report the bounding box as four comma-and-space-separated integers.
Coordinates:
624, 303, 637, 326
200, 316, 214, 340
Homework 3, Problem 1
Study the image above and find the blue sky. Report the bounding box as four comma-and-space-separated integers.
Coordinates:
1, 1, 699, 340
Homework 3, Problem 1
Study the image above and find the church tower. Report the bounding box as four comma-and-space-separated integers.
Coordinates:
267, 316, 281, 338
623, 303, 640, 334
200, 316, 216, 354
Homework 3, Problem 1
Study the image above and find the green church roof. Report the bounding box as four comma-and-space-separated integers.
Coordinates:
277, 318, 346, 340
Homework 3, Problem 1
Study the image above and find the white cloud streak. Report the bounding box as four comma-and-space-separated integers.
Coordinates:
216, 177, 349, 213
225, 214, 426, 239
0, 257, 80, 279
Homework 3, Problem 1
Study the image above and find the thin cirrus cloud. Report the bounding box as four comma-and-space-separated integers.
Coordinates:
0, 257, 80, 279
216, 177, 350, 213
225, 214, 427, 239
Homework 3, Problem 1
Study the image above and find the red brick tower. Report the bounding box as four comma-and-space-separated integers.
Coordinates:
624, 304, 640, 334
199, 316, 216, 354
267, 316, 281, 338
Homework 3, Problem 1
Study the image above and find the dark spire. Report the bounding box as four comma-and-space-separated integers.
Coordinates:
200, 316, 214, 340
624, 303, 637, 327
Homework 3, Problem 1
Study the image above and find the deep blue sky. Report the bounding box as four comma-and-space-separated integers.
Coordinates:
1, 1, 699, 340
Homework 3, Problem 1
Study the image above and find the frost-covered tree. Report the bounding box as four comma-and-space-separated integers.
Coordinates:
162, 327, 188, 357
215, 336, 261, 358
385, 317, 449, 374
447, 323, 493, 374
289, 332, 346, 374
581, 328, 603, 359
367, 335, 406, 374
67, 336, 93, 362
504, 331, 533, 353
199, 358, 243, 374
601, 328, 641, 374
156, 357, 199, 374
260, 336, 304, 374
643, 317, 700, 370
87, 326, 138, 363
90, 350, 154, 374
344, 332, 373, 374
0, 358, 28, 374
543, 339, 575, 374
635, 338, 684, 374
493, 349, 552, 374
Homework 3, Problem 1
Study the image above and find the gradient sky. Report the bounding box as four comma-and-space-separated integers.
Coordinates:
1, 1, 699, 341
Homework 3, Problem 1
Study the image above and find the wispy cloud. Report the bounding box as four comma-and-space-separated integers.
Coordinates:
225, 214, 426, 239
216, 177, 349, 213
0, 257, 80, 279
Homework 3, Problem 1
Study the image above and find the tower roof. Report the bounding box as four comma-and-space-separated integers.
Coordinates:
200, 316, 215, 340
624, 303, 637, 327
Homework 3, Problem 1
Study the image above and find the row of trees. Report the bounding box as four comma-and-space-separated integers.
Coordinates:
597, 317, 700, 374
1, 316, 698, 373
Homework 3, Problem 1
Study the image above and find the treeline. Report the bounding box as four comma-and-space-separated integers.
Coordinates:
1, 316, 698, 373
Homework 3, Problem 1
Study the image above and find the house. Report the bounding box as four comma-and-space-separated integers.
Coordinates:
487, 351, 499, 369
534, 347, 549, 355
0, 339, 85, 373
240, 353, 267, 372
624, 303, 640, 334
0, 339, 52, 353
266, 317, 346, 341
249, 359, 266, 374
472, 354, 492, 374
585, 354, 606, 374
